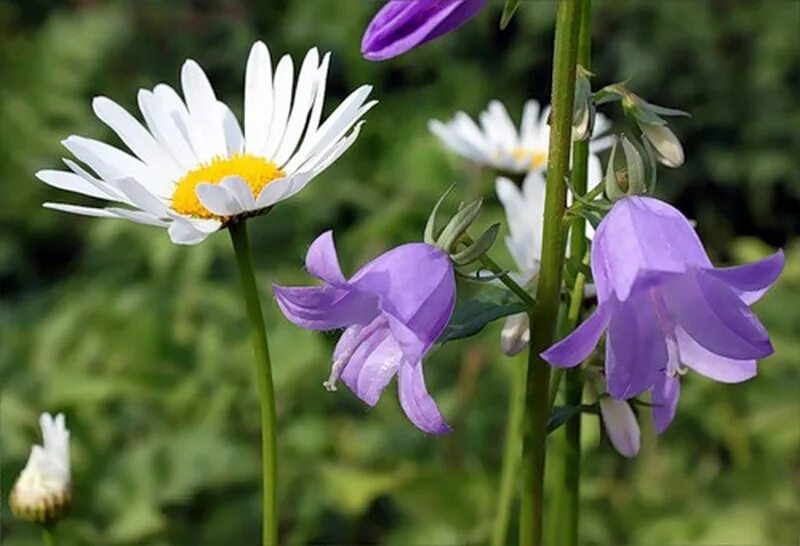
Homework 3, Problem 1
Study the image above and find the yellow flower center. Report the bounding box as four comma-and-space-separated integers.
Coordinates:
511, 147, 547, 170
170, 154, 285, 219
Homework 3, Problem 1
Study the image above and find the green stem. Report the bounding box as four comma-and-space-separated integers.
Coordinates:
229, 220, 278, 546
477, 251, 537, 310
42, 526, 55, 546
491, 358, 528, 546
519, 1, 583, 545
557, 2, 592, 544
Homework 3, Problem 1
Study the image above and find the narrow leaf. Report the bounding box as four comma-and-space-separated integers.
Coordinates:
440, 288, 528, 344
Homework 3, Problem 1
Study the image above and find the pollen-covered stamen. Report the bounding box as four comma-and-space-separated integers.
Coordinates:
323, 316, 389, 391
170, 154, 285, 219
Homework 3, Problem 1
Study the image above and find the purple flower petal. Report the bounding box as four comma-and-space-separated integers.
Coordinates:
606, 292, 667, 399
398, 362, 452, 435
361, 0, 486, 61
350, 243, 455, 362
340, 327, 404, 406
306, 230, 347, 286
706, 250, 784, 304
541, 303, 610, 367
675, 326, 757, 383
592, 197, 711, 302
651, 372, 680, 434
273, 284, 377, 331
662, 269, 773, 360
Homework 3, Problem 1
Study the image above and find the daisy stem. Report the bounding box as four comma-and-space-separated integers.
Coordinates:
41, 525, 56, 546
520, 1, 582, 545
229, 220, 278, 546
556, 2, 593, 545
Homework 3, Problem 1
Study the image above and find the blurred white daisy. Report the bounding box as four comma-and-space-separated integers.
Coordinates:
10, 413, 72, 523
429, 99, 612, 184
38, 41, 377, 245
494, 170, 598, 356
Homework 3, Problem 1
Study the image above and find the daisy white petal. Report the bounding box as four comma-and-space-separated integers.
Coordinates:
244, 41, 274, 157
196, 183, 246, 217
264, 54, 294, 159
273, 48, 320, 166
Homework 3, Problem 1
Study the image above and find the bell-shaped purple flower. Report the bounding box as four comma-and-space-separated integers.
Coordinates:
542, 197, 783, 431
273, 231, 456, 434
361, 0, 487, 61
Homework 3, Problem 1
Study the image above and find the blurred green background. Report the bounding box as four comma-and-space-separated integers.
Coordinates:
1, 0, 798, 544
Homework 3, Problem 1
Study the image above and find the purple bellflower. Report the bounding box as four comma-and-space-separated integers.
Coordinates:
273, 231, 455, 434
361, 0, 487, 61
542, 196, 783, 432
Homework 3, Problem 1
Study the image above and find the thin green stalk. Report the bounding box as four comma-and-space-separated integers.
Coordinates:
556, 2, 592, 544
229, 220, 278, 546
491, 357, 528, 546
475, 250, 537, 310
519, 1, 583, 545
41, 526, 55, 546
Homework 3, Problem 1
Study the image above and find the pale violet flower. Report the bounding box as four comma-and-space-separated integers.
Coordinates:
273, 231, 455, 435
39, 41, 376, 245
542, 197, 783, 433
429, 99, 612, 183
10, 413, 72, 523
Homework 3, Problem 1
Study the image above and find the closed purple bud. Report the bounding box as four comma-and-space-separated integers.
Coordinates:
361, 0, 487, 61
599, 397, 640, 458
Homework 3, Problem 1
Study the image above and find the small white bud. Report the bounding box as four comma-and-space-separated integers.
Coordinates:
640, 123, 685, 168
500, 312, 530, 356
599, 397, 641, 458
10, 413, 72, 524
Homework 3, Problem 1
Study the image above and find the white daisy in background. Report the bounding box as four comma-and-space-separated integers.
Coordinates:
10, 413, 72, 523
495, 168, 599, 356
495, 172, 543, 356
38, 41, 376, 245
429, 99, 612, 185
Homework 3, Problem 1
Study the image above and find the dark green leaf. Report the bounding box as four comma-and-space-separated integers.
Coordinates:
439, 288, 528, 344
547, 405, 582, 434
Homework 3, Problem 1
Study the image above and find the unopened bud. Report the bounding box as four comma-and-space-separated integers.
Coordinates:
10, 413, 72, 524
640, 123, 684, 168
599, 397, 641, 458
572, 66, 595, 142
604, 135, 648, 201
620, 92, 688, 168
500, 312, 530, 356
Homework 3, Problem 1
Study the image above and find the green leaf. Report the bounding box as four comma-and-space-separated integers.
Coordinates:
439, 288, 528, 344
547, 405, 582, 434
500, 0, 524, 29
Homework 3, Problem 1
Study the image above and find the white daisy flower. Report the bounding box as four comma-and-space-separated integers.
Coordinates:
429, 99, 612, 184
38, 41, 377, 245
494, 170, 598, 356
10, 413, 72, 523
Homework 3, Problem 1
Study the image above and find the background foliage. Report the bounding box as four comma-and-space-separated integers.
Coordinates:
1, 1, 798, 544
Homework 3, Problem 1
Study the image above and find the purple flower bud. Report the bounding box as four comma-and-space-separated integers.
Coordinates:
361, 0, 487, 61
542, 197, 783, 432
598, 397, 640, 458
273, 231, 455, 434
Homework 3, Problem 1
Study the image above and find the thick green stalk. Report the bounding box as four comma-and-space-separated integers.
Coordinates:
229, 220, 278, 546
519, 1, 583, 545
554, 1, 593, 544
491, 357, 527, 546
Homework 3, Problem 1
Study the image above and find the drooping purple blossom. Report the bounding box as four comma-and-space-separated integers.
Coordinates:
542, 196, 783, 432
273, 231, 455, 434
361, 0, 487, 61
